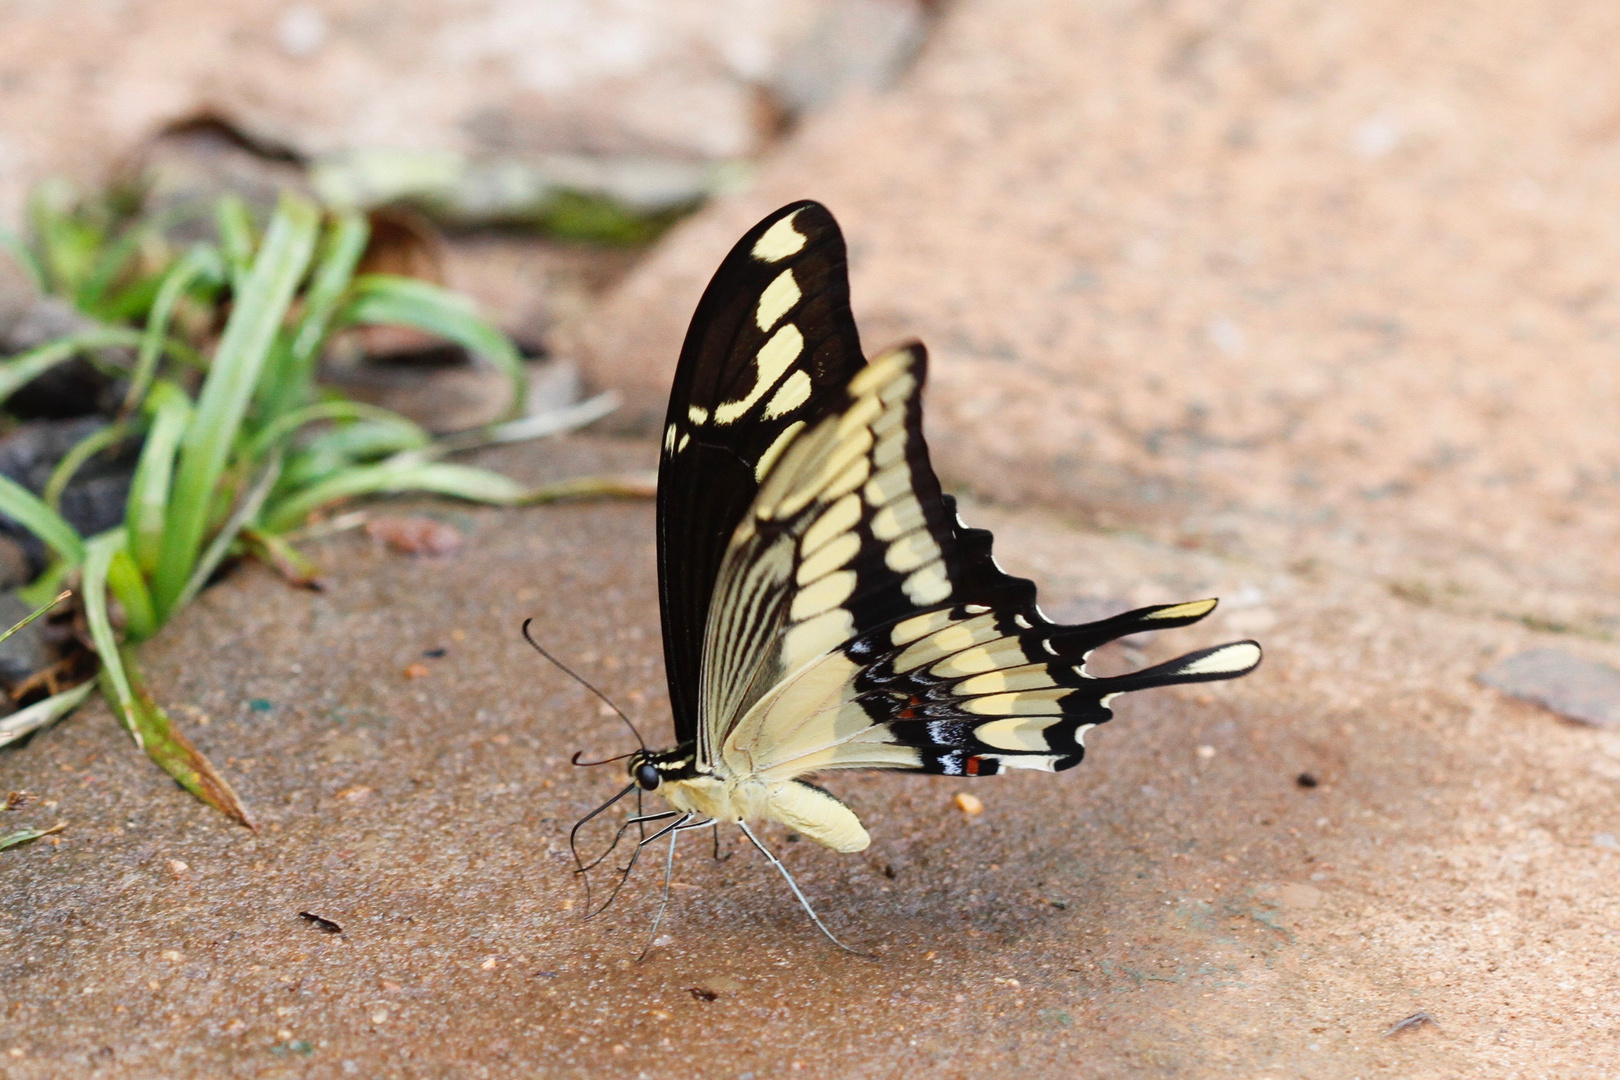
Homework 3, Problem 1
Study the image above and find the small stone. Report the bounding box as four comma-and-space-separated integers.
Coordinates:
1196, 745, 1216, 759
1478, 649, 1620, 728
403, 663, 431, 679
161, 950, 182, 962
366, 516, 463, 557
954, 792, 984, 816
167, 859, 188, 876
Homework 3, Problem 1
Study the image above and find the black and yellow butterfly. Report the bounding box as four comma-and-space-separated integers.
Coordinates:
573, 201, 1261, 949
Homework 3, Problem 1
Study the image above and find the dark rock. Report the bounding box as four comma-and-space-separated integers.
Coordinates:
2, 297, 127, 419
0, 418, 141, 572
0, 590, 56, 687
1477, 649, 1620, 728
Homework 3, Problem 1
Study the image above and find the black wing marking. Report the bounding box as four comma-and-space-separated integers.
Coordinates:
657, 202, 867, 747
703, 344, 1262, 778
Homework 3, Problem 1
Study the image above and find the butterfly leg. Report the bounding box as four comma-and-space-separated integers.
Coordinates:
579, 811, 681, 873
712, 820, 731, 862
636, 815, 716, 961
588, 811, 693, 920
736, 821, 872, 958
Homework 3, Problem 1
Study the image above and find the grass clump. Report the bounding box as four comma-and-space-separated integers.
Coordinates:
0, 190, 641, 825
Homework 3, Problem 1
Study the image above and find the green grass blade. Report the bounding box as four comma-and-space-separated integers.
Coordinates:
82, 531, 139, 743
0, 473, 86, 566
0, 681, 93, 749
339, 274, 527, 422
0, 588, 70, 647
169, 451, 283, 618
216, 195, 257, 292
0, 823, 68, 851
245, 400, 426, 462
28, 180, 96, 296
261, 212, 371, 420
152, 194, 319, 617
0, 224, 47, 293
0, 328, 144, 407
262, 460, 528, 533
123, 244, 224, 416
42, 420, 135, 512
77, 219, 154, 313
519, 471, 659, 504
104, 645, 255, 827
433, 390, 620, 455
107, 545, 158, 642
127, 381, 193, 578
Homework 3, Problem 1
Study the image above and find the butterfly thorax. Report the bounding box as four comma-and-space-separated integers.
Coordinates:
628, 744, 872, 853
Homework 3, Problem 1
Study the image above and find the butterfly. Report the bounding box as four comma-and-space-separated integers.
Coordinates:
568, 201, 1262, 951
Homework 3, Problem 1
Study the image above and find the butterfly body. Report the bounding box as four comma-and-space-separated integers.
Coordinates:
578, 202, 1261, 944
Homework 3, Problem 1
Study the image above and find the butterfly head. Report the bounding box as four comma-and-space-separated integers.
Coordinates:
628, 746, 703, 792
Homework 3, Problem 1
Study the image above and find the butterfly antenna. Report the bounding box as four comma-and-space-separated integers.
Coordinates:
522, 619, 646, 754
569, 780, 638, 914
737, 822, 873, 958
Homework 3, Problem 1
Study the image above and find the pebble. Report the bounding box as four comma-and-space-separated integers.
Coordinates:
953, 792, 984, 816
1477, 649, 1620, 728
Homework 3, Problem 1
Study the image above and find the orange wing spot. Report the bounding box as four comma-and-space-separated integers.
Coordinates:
964, 756, 984, 776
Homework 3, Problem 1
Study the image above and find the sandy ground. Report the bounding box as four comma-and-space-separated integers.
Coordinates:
1, 437, 1616, 1079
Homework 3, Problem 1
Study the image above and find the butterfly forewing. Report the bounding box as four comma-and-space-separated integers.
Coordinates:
658, 202, 867, 749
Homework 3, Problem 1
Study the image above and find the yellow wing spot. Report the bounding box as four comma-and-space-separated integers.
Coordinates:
1144, 598, 1219, 621
864, 462, 913, 507
835, 393, 885, 439
930, 637, 1030, 678
889, 608, 956, 647
714, 324, 804, 425
848, 347, 913, 397
973, 717, 1058, 753
884, 529, 940, 573
752, 211, 807, 262
903, 561, 951, 607
927, 622, 980, 655
781, 607, 856, 668
820, 454, 871, 505
764, 368, 812, 419
959, 664, 1059, 694
753, 419, 805, 482
663, 422, 679, 454
893, 612, 1001, 670
873, 428, 907, 469
796, 531, 860, 585
789, 570, 857, 622
802, 493, 862, 556
963, 690, 1069, 716
1178, 642, 1262, 675
871, 496, 923, 541
688, 404, 709, 424
755, 269, 802, 331
677, 432, 691, 452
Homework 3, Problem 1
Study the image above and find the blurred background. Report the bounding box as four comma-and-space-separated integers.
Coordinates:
5, 0, 1616, 641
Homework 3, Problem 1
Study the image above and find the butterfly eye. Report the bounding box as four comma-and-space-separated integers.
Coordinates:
635, 762, 661, 791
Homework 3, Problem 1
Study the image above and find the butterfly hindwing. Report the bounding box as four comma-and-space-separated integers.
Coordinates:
658, 202, 867, 748
702, 343, 1263, 779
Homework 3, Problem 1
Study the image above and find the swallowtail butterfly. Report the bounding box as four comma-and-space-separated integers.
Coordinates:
575, 202, 1262, 949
